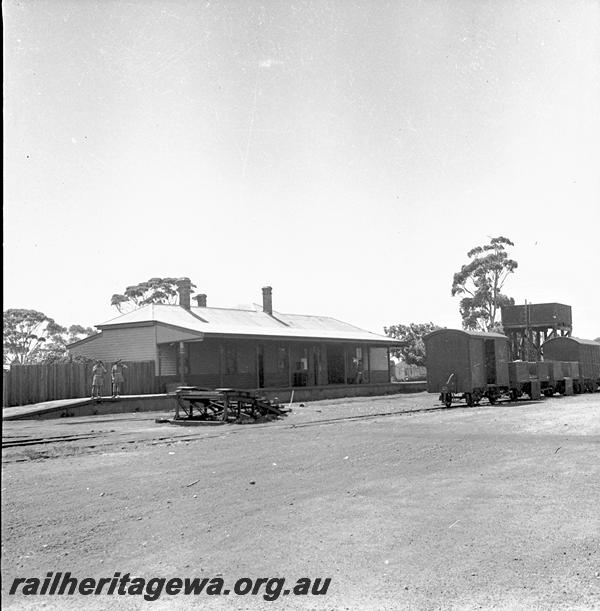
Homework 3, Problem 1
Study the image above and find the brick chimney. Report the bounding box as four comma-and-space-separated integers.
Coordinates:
194, 294, 207, 307
177, 278, 192, 310
262, 286, 273, 315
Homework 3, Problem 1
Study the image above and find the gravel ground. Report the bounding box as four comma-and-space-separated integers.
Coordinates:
2, 392, 600, 610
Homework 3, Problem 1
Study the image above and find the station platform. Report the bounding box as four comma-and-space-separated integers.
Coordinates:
2, 382, 426, 421
2, 394, 176, 421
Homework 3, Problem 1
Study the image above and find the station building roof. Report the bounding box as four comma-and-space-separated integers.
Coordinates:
82, 303, 401, 345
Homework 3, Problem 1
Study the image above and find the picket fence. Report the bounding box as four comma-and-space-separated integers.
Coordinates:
2, 360, 158, 407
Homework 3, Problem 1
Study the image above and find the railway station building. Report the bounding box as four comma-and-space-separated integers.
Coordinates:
68, 282, 402, 397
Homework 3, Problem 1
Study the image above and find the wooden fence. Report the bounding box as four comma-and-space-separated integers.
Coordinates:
2, 360, 158, 408
391, 362, 427, 382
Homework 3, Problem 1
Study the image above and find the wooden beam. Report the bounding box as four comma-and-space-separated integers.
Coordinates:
343, 346, 348, 385
256, 344, 261, 389
219, 344, 224, 387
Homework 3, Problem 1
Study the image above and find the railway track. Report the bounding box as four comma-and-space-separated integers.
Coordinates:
2, 433, 102, 449
2, 398, 534, 452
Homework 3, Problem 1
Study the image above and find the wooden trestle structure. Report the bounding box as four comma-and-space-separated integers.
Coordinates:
173, 387, 286, 423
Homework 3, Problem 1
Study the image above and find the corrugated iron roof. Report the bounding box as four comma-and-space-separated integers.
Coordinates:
544, 336, 600, 347
425, 328, 509, 340
97, 304, 400, 344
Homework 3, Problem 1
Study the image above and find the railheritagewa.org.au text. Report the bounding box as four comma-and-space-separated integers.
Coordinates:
9, 572, 332, 602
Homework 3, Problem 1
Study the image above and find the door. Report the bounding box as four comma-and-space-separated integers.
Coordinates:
485, 340, 497, 385
327, 345, 345, 384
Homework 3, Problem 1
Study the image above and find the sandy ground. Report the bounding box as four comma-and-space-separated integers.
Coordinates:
2, 392, 600, 610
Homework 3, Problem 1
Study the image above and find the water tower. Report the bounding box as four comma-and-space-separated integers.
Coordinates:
501, 303, 572, 360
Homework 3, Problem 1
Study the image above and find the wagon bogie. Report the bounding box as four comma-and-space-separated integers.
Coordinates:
485, 388, 498, 405
440, 392, 453, 408
437, 385, 502, 407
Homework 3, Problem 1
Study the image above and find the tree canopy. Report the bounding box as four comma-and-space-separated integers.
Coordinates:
451, 236, 517, 332
40, 325, 98, 363
3, 309, 63, 365
111, 277, 197, 312
384, 322, 441, 366
3, 310, 97, 365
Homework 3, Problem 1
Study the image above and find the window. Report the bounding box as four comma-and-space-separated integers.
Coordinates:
277, 346, 288, 372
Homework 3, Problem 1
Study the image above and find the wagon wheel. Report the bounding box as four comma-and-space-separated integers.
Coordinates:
443, 393, 452, 408
465, 393, 474, 407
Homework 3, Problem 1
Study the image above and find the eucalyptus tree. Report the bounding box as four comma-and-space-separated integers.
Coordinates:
451, 236, 518, 332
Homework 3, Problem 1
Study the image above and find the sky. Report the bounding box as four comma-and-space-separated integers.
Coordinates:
4, 0, 600, 340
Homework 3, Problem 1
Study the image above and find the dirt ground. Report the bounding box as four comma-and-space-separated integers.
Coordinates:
2, 392, 600, 610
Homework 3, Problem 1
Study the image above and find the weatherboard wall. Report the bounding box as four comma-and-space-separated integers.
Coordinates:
68, 325, 159, 367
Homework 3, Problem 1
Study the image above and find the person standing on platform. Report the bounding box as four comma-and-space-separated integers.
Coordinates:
111, 359, 128, 398
91, 360, 107, 399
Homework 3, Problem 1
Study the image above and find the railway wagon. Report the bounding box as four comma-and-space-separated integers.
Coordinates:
507, 361, 543, 401
424, 329, 510, 407
534, 360, 559, 396
534, 361, 552, 390
543, 360, 579, 395
543, 337, 600, 393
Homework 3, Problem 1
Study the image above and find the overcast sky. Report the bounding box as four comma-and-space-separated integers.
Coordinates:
4, 0, 599, 339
